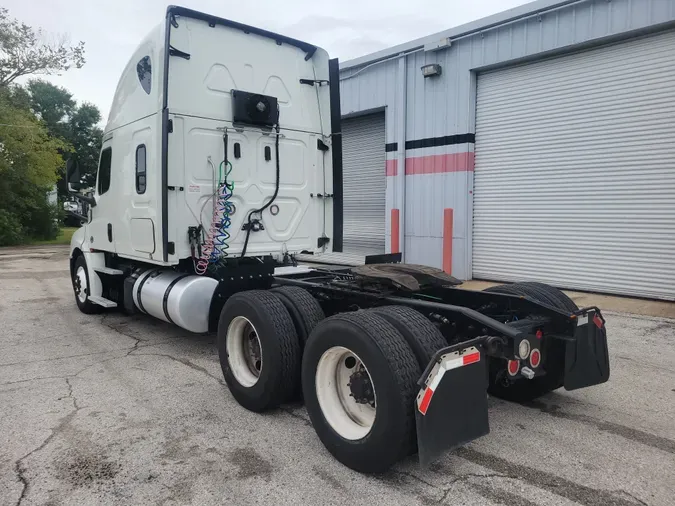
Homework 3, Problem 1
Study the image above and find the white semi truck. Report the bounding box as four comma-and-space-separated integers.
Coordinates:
67, 6, 611, 473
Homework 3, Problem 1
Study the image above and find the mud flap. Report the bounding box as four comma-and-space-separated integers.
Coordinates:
415, 346, 490, 467
564, 310, 610, 390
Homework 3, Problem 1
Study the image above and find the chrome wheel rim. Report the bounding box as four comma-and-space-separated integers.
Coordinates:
75, 266, 88, 303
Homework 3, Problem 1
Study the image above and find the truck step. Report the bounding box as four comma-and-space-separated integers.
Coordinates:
88, 295, 118, 308
93, 266, 124, 275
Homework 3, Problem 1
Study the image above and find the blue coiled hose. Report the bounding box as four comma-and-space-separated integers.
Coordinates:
211, 161, 234, 262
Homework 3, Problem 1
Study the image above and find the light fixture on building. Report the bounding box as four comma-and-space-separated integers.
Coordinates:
421, 64, 442, 78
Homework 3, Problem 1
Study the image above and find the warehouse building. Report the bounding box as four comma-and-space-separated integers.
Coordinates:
336, 0, 675, 300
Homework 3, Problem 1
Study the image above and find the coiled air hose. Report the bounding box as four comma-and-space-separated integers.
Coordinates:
195, 131, 235, 275
195, 162, 234, 275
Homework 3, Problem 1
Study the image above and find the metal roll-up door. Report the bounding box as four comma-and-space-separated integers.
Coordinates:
341, 113, 386, 254
473, 30, 675, 300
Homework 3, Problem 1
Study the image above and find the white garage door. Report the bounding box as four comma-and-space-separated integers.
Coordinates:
341, 113, 386, 255
473, 31, 675, 300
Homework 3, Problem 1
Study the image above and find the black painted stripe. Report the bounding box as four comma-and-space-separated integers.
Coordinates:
162, 274, 190, 325
136, 268, 160, 314
405, 133, 475, 150
384, 134, 475, 152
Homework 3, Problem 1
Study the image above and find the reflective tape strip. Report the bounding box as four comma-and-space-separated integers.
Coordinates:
417, 347, 481, 415
418, 386, 434, 415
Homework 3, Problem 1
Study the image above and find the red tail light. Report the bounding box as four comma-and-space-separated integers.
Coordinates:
530, 349, 541, 368
507, 360, 520, 376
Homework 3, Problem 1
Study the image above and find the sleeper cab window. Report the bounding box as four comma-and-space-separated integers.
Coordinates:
98, 148, 112, 195
137, 56, 151, 94
136, 145, 147, 194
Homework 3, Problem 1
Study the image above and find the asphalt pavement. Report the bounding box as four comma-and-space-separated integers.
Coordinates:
1, 245, 673, 505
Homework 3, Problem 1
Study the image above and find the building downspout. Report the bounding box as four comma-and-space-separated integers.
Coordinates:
397, 54, 407, 260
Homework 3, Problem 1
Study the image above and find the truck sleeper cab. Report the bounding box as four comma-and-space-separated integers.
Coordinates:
67, 6, 610, 473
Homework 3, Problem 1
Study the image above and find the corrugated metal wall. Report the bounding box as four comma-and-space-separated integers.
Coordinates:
339, 0, 675, 281
473, 30, 675, 299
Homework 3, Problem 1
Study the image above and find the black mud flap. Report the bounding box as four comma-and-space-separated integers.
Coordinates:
415, 346, 490, 467
564, 310, 610, 390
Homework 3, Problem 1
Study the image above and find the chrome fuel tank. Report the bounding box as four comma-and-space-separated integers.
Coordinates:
132, 269, 218, 333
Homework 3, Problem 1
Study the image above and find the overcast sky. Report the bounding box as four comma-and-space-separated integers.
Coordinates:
8, 0, 531, 121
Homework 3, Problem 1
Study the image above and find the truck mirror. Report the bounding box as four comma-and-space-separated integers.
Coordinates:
66, 159, 85, 191
66, 159, 81, 185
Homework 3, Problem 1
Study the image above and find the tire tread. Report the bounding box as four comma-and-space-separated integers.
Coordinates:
319, 311, 420, 462
370, 306, 447, 369
218, 290, 300, 410
270, 286, 325, 343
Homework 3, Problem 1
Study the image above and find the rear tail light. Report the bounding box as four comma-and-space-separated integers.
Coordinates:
535, 329, 543, 339
507, 360, 520, 376
530, 349, 541, 368
518, 339, 531, 359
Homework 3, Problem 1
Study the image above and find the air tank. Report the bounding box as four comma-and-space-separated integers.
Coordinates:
132, 269, 218, 333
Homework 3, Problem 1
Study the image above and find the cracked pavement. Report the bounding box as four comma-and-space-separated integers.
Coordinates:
1, 245, 674, 505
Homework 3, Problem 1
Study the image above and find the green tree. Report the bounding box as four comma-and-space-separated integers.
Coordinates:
0, 86, 66, 244
0, 87, 65, 185
0, 7, 85, 87
0, 8, 89, 245
27, 79, 103, 194
68, 102, 103, 187
26, 79, 75, 139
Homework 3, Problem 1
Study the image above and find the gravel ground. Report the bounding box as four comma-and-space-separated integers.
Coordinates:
1, 245, 674, 506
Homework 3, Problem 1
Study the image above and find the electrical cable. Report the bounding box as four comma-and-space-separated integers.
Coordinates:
240, 123, 281, 257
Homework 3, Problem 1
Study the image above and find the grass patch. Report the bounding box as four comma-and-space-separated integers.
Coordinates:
30, 227, 78, 246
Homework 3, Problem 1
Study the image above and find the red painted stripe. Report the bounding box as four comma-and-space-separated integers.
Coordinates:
462, 351, 480, 365
385, 152, 475, 176
391, 209, 400, 254
418, 387, 434, 415
405, 152, 475, 175
443, 208, 453, 275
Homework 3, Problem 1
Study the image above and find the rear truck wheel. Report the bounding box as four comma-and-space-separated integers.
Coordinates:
302, 311, 420, 473
217, 290, 301, 412
71, 255, 102, 314
270, 286, 325, 344
484, 282, 578, 402
370, 306, 447, 368
485, 282, 578, 313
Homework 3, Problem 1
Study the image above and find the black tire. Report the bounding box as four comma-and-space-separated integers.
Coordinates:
270, 286, 325, 344
484, 282, 577, 402
71, 255, 102, 314
302, 311, 420, 473
485, 282, 578, 313
217, 290, 301, 412
370, 306, 447, 369
521, 282, 578, 313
